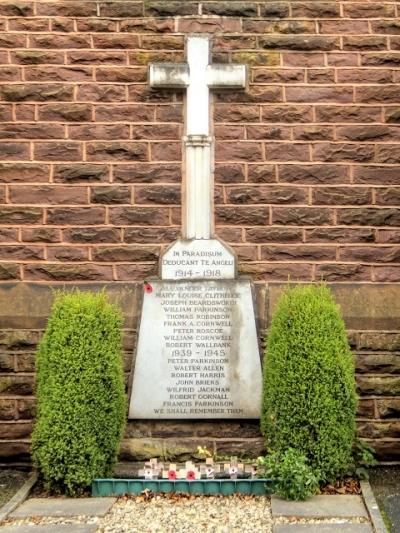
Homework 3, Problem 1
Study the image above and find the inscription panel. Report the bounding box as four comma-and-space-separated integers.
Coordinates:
161, 239, 236, 280
129, 279, 262, 419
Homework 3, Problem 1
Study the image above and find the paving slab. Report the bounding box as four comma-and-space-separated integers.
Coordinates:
271, 495, 368, 519
273, 524, 373, 533
10, 497, 116, 518
1, 526, 97, 533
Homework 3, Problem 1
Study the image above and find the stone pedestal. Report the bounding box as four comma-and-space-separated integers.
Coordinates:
128, 279, 262, 419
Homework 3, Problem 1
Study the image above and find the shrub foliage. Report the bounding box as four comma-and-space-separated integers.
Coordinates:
258, 448, 319, 501
32, 290, 126, 495
261, 284, 357, 482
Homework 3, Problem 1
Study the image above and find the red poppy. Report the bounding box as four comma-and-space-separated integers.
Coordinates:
168, 470, 177, 480
186, 470, 196, 480
144, 281, 153, 294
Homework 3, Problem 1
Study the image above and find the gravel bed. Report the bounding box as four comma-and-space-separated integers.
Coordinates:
4, 494, 273, 533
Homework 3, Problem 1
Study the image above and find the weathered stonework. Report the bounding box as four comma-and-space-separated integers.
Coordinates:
0, 0, 399, 463
0, 282, 399, 465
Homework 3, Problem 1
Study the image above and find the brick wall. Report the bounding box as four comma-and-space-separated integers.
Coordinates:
0, 1, 399, 282
0, 1, 399, 464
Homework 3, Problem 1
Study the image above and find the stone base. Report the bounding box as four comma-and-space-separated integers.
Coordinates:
0, 282, 399, 464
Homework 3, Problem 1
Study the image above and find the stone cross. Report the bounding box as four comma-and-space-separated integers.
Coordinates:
150, 36, 246, 240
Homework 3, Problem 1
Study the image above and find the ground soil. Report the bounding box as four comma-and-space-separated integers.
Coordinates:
0, 469, 30, 508
369, 466, 400, 533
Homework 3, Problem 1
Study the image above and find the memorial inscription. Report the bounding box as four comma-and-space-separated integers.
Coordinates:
129, 280, 262, 419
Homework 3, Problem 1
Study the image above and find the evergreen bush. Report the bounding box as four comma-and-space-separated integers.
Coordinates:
32, 290, 126, 495
258, 448, 319, 501
261, 284, 357, 483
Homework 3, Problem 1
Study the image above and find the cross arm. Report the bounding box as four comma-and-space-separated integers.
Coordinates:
149, 63, 189, 88
206, 64, 247, 89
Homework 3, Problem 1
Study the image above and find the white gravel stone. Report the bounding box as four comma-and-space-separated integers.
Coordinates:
98, 495, 273, 533
3, 495, 273, 533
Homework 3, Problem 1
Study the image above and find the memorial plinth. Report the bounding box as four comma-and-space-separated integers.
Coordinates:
128, 279, 262, 419
128, 35, 262, 420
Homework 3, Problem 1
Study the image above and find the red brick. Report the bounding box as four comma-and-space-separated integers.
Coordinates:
109, 207, 170, 226
306, 69, 335, 84
262, 245, 335, 262
96, 67, 146, 82
286, 86, 353, 103
77, 18, 118, 33
316, 264, 372, 282
0, 34, 26, 48
240, 262, 312, 281
0, 123, 64, 140
150, 142, 181, 161
313, 187, 372, 206
315, 106, 382, 123
0, 163, 49, 183
13, 50, 63, 64
343, 3, 396, 18
116, 263, 157, 280
39, 102, 91, 122
267, 143, 310, 162
252, 68, 304, 84
77, 84, 126, 102
25, 66, 93, 82
0, 243, 42, 260
24, 263, 113, 281
69, 124, 130, 141
215, 104, 260, 123
337, 69, 392, 84
282, 53, 325, 67
343, 36, 388, 51
355, 85, 399, 103
319, 20, 370, 34
95, 105, 154, 122
306, 228, 374, 244
216, 142, 263, 162
374, 266, 400, 282
216, 206, 269, 226
0, 67, 21, 81
246, 125, 291, 140
132, 124, 179, 141
68, 51, 127, 65
327, 53, 359, 67
226, 185, 307, 205
262, 105, 313, 123
37, 2, 97, 16
292, 126, 334, 141
47, 246, 89, 262
93, 34, 139, 49
46, 207, 105, 225
30, 34, 91, 49
273, 207, 333, 226
87, 142, 148, 162
34, 142, 82, 161
0, 142, 29, 160
313, 143, 375, 162
22, 228, 61, 243
121, 18, 174, 33
376, 188, 400, 205
10, 185, 87, 205
178, 17, 241, 33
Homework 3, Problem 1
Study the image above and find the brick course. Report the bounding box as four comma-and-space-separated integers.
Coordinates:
0, 1, 399, 463
0, 1, 398, 282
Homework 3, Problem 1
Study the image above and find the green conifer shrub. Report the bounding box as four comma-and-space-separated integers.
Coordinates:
32, 290, 126, 495
261, 284, 357, 483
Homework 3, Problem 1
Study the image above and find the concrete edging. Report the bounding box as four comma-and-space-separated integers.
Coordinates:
0, 471, 38, 522
361, 479, 388, 533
